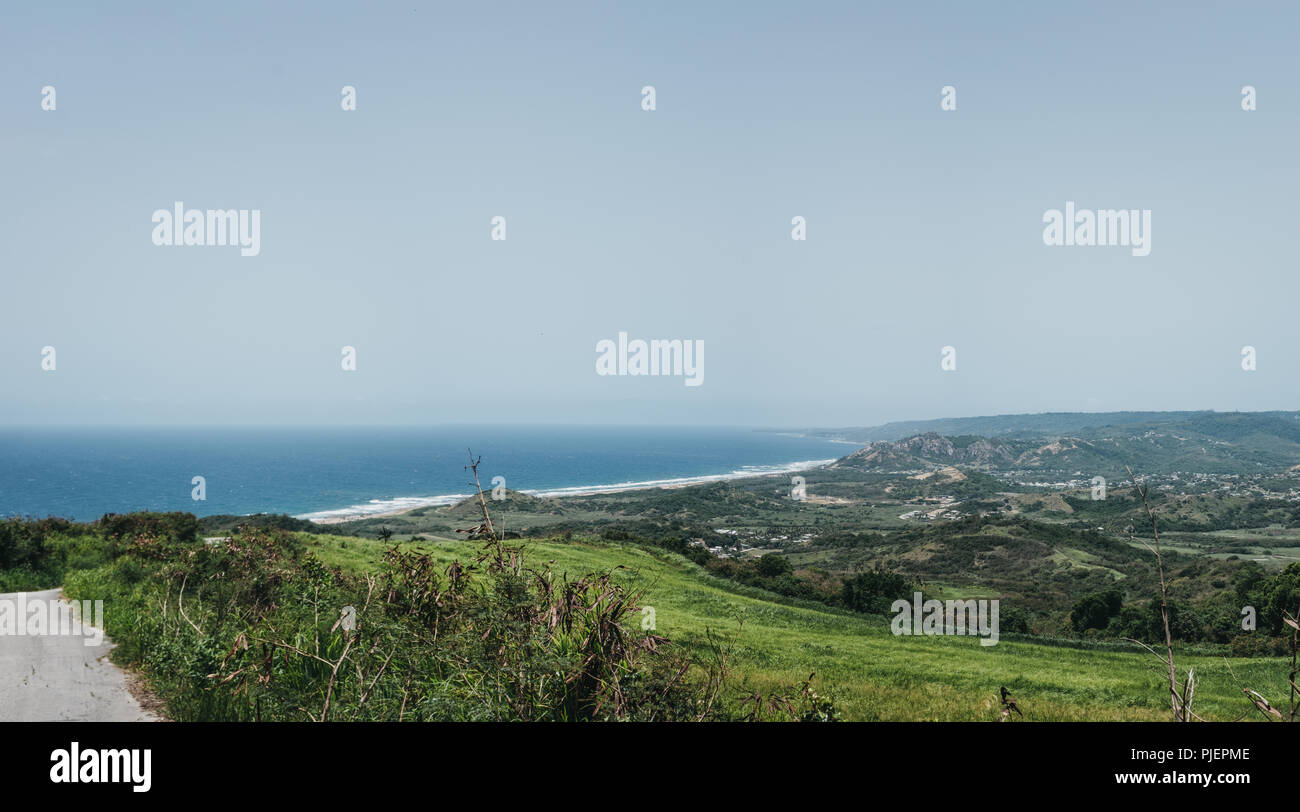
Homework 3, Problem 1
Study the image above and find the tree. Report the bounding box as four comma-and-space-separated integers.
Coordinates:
757, 553, 793, 578
1260, 562, 1300, 635
840, 569, 914, 615
1070, 588, 1123, 633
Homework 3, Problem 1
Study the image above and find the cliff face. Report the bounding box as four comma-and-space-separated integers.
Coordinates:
831, 432, 1128, 474
832, 432, 1015, 470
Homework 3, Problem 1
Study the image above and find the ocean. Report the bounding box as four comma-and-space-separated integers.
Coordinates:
0, 427, 854, 522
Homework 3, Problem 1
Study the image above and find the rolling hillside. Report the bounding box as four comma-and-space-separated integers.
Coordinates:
821, 412, 1300, 476
300, 531, 1291, 721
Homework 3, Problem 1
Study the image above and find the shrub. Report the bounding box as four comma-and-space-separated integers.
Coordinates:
840, 568, 916, 615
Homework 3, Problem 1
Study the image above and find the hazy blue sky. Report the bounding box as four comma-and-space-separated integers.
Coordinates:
1, 1, 1296, 427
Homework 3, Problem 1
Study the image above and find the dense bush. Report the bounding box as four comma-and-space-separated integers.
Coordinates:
757, 553, 793, 577
839, 569, 918, 615
98, 512, 200, 544
0, 517, 114, 591
1070, 588, 1123, 632
60, 519, 820, 721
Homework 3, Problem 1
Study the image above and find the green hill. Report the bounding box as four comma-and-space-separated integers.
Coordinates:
299, 531, 1292, 721
822, 412, 1300, 476
443, 488, 560, 518
796, 410, 1264, 442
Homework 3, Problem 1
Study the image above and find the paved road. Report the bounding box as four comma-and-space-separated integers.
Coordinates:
0, 589, 158, 721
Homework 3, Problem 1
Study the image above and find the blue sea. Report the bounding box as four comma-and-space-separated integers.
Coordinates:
0, 427, 853, 522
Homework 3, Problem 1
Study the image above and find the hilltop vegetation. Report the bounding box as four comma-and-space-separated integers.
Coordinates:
792, 410, 1300, 447
826, 418, 1300, 478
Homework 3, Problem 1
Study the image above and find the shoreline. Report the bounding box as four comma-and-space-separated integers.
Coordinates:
300, 457, 839, 526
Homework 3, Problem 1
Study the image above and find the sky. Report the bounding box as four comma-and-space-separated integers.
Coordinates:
1, 1, 1297, 427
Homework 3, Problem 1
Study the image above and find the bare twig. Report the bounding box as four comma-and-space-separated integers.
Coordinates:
1127, 466, 1184, 721
464, 449, 497, 542
1284, 609, 1299, 721
177, 574, 203, 636
359, 647, 396, 705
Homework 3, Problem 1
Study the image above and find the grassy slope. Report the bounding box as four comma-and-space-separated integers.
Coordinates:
299, 532, 1291, 721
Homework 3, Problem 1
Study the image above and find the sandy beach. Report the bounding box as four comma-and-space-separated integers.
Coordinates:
303, 457, 838, 525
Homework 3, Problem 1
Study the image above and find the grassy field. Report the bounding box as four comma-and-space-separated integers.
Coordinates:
299, 532, 1293, 721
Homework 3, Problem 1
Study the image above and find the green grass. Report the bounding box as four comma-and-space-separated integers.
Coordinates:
298, 532, 1294, 721
924, 582, 1001, 600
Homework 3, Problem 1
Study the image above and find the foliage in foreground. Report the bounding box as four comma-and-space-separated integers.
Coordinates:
6, 512, 1294, 721
59, 519, 831, 721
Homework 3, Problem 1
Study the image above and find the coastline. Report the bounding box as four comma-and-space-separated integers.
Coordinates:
300, 457, 839, 525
